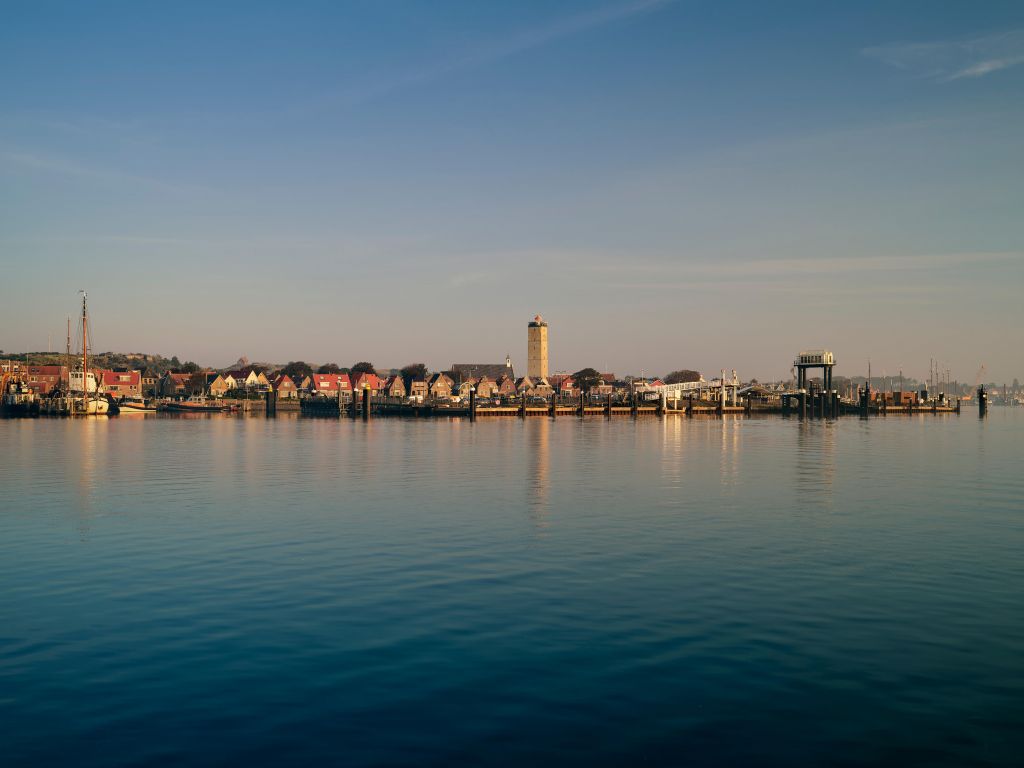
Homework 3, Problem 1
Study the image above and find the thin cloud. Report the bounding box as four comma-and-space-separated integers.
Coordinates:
863, 29, 1024, 81
300, 0, 674, 114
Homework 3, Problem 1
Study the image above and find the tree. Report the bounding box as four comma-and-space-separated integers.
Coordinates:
318, 363, 342, 374
181, 361, 200, 374
572, 367, 603, 393
401, 363, 428, 383
187, 371, 207, 395
665, 369, 701, 384
351, 361, 376, 376
282, 361, 314, 380
170, 356, 181, 368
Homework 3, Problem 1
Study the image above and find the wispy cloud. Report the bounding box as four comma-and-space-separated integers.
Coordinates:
863, 29, 1024, 81
300, 0, 673, 114
0, 146, 212, 195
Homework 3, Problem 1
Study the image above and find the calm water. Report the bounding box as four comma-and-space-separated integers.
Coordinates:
1, 412, 1021, 766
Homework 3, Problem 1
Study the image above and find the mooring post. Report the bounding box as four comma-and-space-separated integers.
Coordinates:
579, 391, 585, 417
687, 393, 693, 416
265, 389, 275, 416
606, 393, 612, 417
520, 394, 526, 419
362, 385, 370, 420
469, 387, 476, 422
799, 390, 807, 420
550, 391, 556, 419
659, 391, 666, 417
744, 396, 751, 415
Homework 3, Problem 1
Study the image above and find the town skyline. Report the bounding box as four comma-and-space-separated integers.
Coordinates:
3, 2, 1023, 380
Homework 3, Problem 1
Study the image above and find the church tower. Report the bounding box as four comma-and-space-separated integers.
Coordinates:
527, 315, 549, 381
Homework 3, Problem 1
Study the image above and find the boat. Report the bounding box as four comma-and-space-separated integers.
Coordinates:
1, 374, 39, 417
68, 291, 109, 416
117, 396, 157, 413
162, 396, 234, 413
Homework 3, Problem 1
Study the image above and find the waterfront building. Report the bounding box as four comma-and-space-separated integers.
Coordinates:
383, 375, 406, 398
449, 358, 515, 384
225, 367, 271, 392
26, 365, 68, 395
496, 375, 517, 397
475, 376, 497, 398
310, 373, 351, 397
428, 373, 454, 399
100, 370, 142, 398
527, 315, 549, 381
158, 372, 191, 398
408, 379, 429, 400
204, 373, 230, 398
351, 372, 383, 394
273, 374, 297, 400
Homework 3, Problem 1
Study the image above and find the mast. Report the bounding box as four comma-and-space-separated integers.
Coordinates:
66, 317, 71, 394
81, 291, 88, 396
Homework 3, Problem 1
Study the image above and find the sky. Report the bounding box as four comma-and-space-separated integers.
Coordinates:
1, 0, 1022, 382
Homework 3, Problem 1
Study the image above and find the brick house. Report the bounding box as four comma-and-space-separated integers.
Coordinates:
311, 373, 352, 398
26, 365, 68, 395
383, 375, 406, 398
408, 379, 429, 400
100, 369, 142, 398
428, 373, 454, 399
274, 374, 298, 400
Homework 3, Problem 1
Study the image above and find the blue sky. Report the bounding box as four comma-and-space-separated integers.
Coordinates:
2, 0, 1022, 381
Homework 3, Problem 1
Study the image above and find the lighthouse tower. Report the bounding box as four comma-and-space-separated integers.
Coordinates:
527, 315, 549, 381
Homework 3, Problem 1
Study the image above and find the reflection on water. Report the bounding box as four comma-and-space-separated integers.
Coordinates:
1, 412, 1022, 766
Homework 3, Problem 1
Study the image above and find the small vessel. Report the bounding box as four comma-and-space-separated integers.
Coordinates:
1, 375, 39, 417
162, 396, 234, 413
117, 396, 157, 413
69, 291, 109, 416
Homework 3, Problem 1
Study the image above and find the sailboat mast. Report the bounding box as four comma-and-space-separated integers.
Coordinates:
82, 292, 88, 395
66, 317, 71, 393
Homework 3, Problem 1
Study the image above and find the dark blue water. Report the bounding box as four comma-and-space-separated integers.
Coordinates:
1, 412, 1021, 766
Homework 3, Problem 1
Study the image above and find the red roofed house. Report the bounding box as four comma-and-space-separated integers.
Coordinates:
26, 365, 68, 395
351, 372, 383, 394
100, 369, 142, 398
274, 374, 298, 400
311, 373, 352, 398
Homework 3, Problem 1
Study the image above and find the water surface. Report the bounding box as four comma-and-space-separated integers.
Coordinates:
1, 412, 1021, 766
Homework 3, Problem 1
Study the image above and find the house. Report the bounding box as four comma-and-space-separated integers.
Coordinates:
428, 373, 454, 399
99, 369, 142, 398
495, 375, 517, 397
449, 360, 515, 384
26, 365, 68, 395
310, 373, 352, 398
475, 376, 497, 398
293, 374, 312, 393
456, 378, 479, 398
158, 372, 191, 398
558, 377, 577, 397
351, 372, 383, 394
206, 373, 231, 398
225, 368, 271, 391
515, 376, 534, 395
408, 379, 429, 400
274, 374, 298, 400
383, 375, 406, 398
141, 368, 159, 396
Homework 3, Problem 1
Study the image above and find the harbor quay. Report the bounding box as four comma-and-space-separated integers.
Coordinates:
1, 313, 1006, 420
